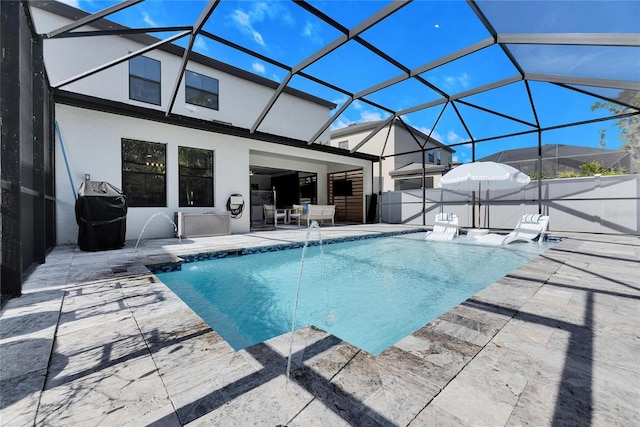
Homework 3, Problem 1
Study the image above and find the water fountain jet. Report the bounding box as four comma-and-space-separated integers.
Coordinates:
128, 212, 182, 264
281, 220, 324, 426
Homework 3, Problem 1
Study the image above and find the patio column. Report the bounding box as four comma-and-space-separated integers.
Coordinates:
1, 0, 23, 295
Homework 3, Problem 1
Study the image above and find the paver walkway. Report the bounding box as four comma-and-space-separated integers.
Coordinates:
1, 225, 639, 426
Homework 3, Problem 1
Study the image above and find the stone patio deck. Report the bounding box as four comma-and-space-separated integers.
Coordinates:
1, 224, 639, 426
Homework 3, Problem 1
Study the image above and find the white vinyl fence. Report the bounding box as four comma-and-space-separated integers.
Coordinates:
379, 174, 639, 235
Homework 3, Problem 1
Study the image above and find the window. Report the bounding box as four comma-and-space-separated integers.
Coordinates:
122, 139, 166, 207
299, 173, 317, 204
338, 140, 349, 150
179, 146, 214, 207
394, 176, 434, 191
185, 70, 219, 110
428, 150, 435, 163
437, 151, 441, 165
129, 55, 161, 105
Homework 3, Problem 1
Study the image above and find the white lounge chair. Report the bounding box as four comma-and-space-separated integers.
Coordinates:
502, 214, 550, 246
425, 213, 459, 241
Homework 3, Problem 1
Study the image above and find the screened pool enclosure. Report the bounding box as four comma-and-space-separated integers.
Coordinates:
36, 0, 639, 158
1, 0, 638, 293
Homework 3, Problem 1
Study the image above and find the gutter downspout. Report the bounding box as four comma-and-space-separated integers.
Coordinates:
55, 120, 77, 200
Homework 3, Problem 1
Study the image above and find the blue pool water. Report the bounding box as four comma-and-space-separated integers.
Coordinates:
156, 233, 546, 355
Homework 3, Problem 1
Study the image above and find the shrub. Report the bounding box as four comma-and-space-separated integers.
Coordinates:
555, 161, 627, 178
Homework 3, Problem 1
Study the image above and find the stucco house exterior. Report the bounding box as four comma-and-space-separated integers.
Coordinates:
330, 118, 455, 192
29, 2, 376, 244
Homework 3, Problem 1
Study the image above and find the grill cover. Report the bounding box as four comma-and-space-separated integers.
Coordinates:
75, 181, 127, 251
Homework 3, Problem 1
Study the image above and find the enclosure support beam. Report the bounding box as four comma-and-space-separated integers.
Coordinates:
53, 31, 190, 89
1, 0, 24, 295
46, 0, 143, 38
33, 35, 47, 264
351, 116, 395, 153
166, 0, 220, 117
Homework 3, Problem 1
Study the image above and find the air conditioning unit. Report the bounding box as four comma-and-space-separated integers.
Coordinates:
175, 211, 231, 238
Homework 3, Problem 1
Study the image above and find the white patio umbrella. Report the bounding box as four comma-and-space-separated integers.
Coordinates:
440, 161, 531, 228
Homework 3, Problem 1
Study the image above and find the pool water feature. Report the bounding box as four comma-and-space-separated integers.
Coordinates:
156, 233, 547, 355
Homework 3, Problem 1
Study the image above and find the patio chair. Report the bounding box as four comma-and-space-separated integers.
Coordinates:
263, 204, 285, 227
425, 212, 459, 241
289, 204, 304, 226
501, 214, 550, 246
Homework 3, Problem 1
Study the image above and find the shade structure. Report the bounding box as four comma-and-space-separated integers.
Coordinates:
441, 161, 531, 228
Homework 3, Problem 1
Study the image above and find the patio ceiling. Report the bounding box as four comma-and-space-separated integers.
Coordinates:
39, 0, 640, 161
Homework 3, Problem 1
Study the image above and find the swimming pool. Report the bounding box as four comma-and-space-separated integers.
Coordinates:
156, 233, 546, 355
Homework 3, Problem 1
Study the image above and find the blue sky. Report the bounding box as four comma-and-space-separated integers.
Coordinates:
58, 0, 638, 163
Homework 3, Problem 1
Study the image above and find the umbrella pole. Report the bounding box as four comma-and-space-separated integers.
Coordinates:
477, 182, 481, 228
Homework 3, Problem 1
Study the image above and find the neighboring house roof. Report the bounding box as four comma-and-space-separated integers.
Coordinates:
477, 144, 634, 174
331, 119, 455, 153
331, 121, 387, 138
389, 163, 448, 177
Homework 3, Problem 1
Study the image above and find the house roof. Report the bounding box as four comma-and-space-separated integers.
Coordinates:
389, 162, 448, 177
331, 119, 455, 153
54, 89, 378, 162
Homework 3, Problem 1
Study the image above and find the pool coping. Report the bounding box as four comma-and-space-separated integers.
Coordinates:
146, 227, 429, 273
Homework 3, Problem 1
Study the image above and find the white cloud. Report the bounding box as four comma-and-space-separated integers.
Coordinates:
252, 62, 266, 74
452, 145, 472, 163
141, 11, 158, 27
330, 117, 354, 131
443, 72, 471, 91
361, 110, 383, 122
302, 21, 323, 45
332, 95, 350, 106
194, 37, 208, 53
253, 2, 294, 26
302, 21, 314, 37
458, 72, 470, 88
230, 2, 294, 48
231, 9, 265, 46
446, 130, 465, 144
414, 127, 467, 145
418, 127, 444, 143
329, 102, 386, 130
